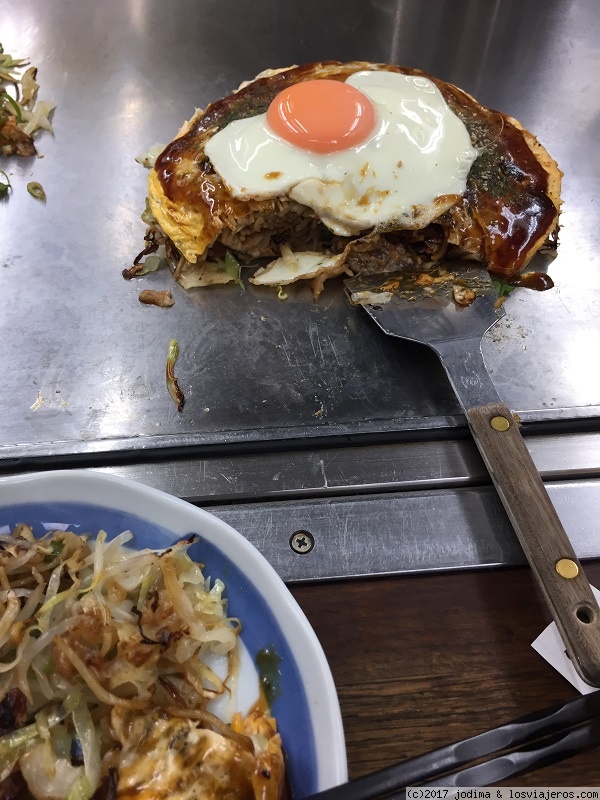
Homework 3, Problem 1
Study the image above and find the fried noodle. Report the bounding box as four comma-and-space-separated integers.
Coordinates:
0, 525, 253, 799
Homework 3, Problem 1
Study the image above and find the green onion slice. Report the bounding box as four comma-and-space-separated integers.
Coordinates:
0, 170, 11, 197
0, 91, 22, 122
27, 181, 46, 201
166, 339, 185, 412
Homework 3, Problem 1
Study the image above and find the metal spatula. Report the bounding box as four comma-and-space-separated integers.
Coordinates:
345, 265, 600, 687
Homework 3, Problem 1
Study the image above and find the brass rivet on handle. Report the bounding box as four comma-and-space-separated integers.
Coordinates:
490, 415, 510, 431
556, 558, 579, 579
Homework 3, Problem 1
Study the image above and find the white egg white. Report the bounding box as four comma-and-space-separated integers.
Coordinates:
250, 250, 345, 286
204, 71, 478, 236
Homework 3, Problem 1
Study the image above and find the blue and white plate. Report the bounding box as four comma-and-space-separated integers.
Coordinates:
0, 470, 347, 797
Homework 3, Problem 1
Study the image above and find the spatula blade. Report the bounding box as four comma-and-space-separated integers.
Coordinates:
345, 264, 504, 345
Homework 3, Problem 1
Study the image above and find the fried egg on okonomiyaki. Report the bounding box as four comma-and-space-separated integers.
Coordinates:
144, 61, 561, 299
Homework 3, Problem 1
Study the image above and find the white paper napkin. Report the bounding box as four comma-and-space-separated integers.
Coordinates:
531, 586, 600, 694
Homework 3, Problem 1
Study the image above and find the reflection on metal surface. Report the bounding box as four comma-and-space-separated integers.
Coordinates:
0, 0, 598, 465
28, 432, 600, 503
207, 480, 600, 582
559, 328, 600, 406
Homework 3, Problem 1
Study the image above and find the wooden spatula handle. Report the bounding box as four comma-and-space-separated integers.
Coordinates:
468, 401, 600, 687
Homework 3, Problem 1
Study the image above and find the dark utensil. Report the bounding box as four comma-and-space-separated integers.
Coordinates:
304, 693, 600, 800
345, 265, 600, 687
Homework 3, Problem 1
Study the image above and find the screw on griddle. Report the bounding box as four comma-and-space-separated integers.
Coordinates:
289, 530, 315, 555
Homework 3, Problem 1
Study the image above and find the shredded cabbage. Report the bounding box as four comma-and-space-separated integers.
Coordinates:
0, 525, 244, 797
70, 697, 100, 796
135, 142, 166, 169
0, 44, 56, 143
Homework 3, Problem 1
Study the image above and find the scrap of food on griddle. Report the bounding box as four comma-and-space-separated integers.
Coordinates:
0, 42, 56, 201
0, 43, 55, 156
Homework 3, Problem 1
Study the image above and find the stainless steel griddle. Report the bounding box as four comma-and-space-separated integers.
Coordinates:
2, 0, 599, 580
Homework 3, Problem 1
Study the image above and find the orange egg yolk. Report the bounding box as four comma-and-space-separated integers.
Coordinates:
266, 79, 376, 154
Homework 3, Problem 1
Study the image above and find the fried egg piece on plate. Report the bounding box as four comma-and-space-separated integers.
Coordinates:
114, 707, 285, 800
